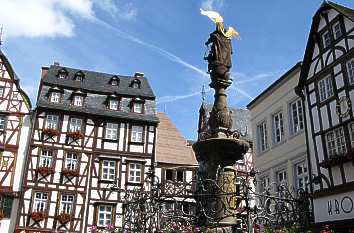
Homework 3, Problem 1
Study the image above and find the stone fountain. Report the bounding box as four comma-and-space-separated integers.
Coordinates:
193, 10, 249, 230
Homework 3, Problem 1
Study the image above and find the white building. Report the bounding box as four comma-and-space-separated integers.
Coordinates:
296, 2, 354, 231
247, 63, 309, 193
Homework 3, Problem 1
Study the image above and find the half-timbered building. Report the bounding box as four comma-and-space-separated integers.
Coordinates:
15, 63, 158, 233
0, 51, 32, 233
296, 2, 354, 231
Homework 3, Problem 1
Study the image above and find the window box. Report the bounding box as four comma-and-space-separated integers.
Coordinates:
42, 128, 60, 137
30, 211, 47, 222
62, 168, 79, 177
319, 151, 353, 168
36, 166, 55, 176
55, 212, 72, 224
66, 131, 84, 140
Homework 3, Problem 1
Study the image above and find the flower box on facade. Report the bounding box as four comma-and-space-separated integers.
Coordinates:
30, 211, 47, 222
61, 168, 79, 177
56, 213, 72, 224
42, 128, 60, 137
66, 131, 84, 140
36, 166, 55, 176
319, 151, 354, 168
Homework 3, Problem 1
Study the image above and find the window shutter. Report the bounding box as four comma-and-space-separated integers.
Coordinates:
3, 196, 13, 218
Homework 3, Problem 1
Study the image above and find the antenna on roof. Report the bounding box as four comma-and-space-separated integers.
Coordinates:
0, 26, 3, 50
201, 84, 206, 103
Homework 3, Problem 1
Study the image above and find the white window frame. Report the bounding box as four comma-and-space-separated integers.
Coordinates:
102, 160, 116, 181
98, 205, 113, 226
0, 87, 4, 97
322, 30, 331, 48
273, 111, 284, 144
65, 153, 78, 170
105, 123, 118, 140
295, 162, 308, 190
131, 125, 143, 143
332, 21, 342, 40
318, 75, 334, 102
347, 58, 354, 85
289, 99, 304, 135
39, 150, 53, 168
128, 163, 142, 183
45, 114, 59, 129
0, 115, 6, 131
133, 102, 143, 113
69, 118, 82, 132
277, 170, 287, 184
60, 194, 74, 214
109, 99, 119, 110
257, 121, 268, 153
326, 127, 346, 157
33, 192, 48, 212
50, 92, 61, 103
73, 95, 83, 106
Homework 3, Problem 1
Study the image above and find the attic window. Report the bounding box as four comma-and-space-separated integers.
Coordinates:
322, 30, 331, 48
74, 71, 85, 81
332, 21, 343, 40
130, 79, 141, 89
57, 69, 68, 79
110, 76, 119, 86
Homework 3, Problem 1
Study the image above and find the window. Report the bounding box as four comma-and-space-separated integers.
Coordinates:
0, 115, 6, 131
322, 30, 331, 48
39, 150, 53, 167
131, 80, 140, 89
347, 58, 354, 84
326, 127, 346, 157
0, 195, 13, 218
102, 160, 116, 180
33, 192, 48, 212
165, 169, 184, 182
73, 95, 83, 106
176, 170, 184, 182
296, 162, 308, 190
318, 75, 334, 102
128, 163, 142, 183
69, 118, 82, 132
110, 76, 119, 86
58, 69, 68, 79
50, 92, 61, 103
257, 121, 268, 152
133, 103, 143, 113
131, 125, 143, 143
333, 22, 343, 40
290, 99, 304, 134
261, 176, 270, 191
74, 71, 84, 81
349, 122, 354, 148
60, 194, 74, 214
98, 205, 113, 226
0, 87, 4, 97
105, 123, 118, 140
45, 115, 59, 129
65, 153, 78, 170
165, 169, 173, 181
277, 170, 287, 184
109, 99, 119, 110
273, 112, 284, 143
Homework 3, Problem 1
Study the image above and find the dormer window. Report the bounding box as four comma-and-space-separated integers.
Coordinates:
333, 22, 343, 40
74, 71, 85, 81
133, 102, 143, 113
109, 99, 119, 110
57, 68, 68, 79
50, 92, 61, 103
110, 76, 119, 86
130, 79, 141, 89
322, 30, 331, 48
73, 95, 83, 106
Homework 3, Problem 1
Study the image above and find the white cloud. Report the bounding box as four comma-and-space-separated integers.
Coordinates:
201, 0, 224, 10
0, 0, 136, 39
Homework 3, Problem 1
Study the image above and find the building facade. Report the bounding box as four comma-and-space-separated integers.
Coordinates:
296, 2, 354, 231
0, 51, 32, 233
15, 63, 158, 232
247, 63, 309, 193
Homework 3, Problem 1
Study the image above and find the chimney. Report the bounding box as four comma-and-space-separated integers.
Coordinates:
41, 67, 49, 78
53, 61, 60, 66
134, 72, 144, 78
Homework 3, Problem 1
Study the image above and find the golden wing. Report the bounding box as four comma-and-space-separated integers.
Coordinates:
225, 27, 240, 40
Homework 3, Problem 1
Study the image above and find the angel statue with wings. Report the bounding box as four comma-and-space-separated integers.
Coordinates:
201, 9, 240, 81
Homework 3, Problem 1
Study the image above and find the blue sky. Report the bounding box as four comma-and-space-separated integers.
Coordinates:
0, 0, 353, 140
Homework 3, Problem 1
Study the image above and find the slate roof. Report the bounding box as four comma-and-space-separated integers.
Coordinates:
156, 113, 198, 166
201, 104, 252, 141
38, 64, 159, 123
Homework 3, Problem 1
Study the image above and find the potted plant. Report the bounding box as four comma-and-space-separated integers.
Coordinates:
36, 166, 55, 176
319, 151, 353, 168
56, 212, 72, 224
42, 128, 60, 137
67, 131, 84, 140
30, 211, 47, 221
62, 168, 80, 177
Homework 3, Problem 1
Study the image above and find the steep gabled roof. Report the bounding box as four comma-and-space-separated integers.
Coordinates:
156, 112, 198, 167
0, 50, 32, 109
297, 1, 354, 92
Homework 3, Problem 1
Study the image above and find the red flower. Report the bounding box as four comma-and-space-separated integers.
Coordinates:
31, 211, 47, 221
67, 131, 84, 140
56, 213, 72, 224
62, 168, 80, 177
36, 166, 55, 176
42, 128, 60, 137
